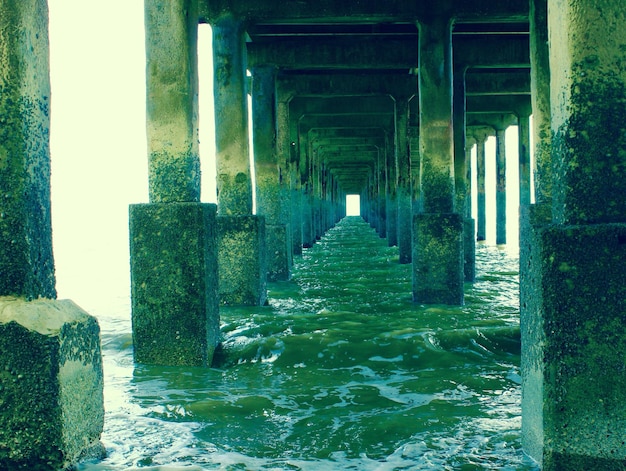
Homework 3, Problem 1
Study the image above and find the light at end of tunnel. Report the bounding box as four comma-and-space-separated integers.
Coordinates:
346, 194, 360, 216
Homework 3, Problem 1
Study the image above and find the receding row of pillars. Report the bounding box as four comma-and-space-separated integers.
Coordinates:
2, 0, 626, 468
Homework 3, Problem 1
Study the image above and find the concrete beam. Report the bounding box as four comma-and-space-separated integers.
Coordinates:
200, 0, 527, 24
465, 69, 531, 96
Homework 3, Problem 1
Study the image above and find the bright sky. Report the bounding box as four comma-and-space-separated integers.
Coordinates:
46, 1, 523, 311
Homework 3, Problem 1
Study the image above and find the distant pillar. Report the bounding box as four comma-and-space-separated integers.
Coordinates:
212, 14, 266, 305
464, 139, 476, 281
518, 107, 532, 206
0, 0, 104, 467
495, 127, 507, 245
385, 130, 398, 246
395, 97, 412, 263
453, 64, 475, 282
251, 66, 292, 281
131, 0, 220, 365
413, 13, 464, 305
474, 132, 488, 241
521, 0, 626, 468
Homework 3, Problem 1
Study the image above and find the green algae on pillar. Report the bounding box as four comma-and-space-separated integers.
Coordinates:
212, 14, 267, 305
130, 203, 220, 366
217, 215, 267, 306
414, 11, 464, 305
252, 66, 292, 281
521, 0, 626, 467
132, 0, 221, 365
0, 1, 104, 467
213, 14, 253, 216
0, 298, 105, 469
145, 0, 200, 203
0, 0, 55, 300
395, 97, 412, 264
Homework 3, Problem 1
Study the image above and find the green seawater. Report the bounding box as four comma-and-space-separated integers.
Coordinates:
79, 216, 539, 470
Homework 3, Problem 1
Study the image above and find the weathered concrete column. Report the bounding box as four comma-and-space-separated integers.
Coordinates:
517, 107, 532, 207
521, 0, 626, 468
0, 1, 104, 466
251, 66, 292, 281
385, 130, 398, 247
453, 63, 475, 282
495, 126, 507, 245
213, 14, 266, 305
464, 137, 476, 281
414, 13, 464, 305
529, 0, 552, 206
276, 95, 302, 256
131, 0, 220, 365
473, 130, 489, 241
395, 97, 412, 264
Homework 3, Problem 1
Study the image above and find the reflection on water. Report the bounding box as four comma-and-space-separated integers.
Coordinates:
79, 217, 539, 470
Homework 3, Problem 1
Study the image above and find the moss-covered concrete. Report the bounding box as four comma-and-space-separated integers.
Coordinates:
265, 224, 291, 281
412, 213, 464, 305
0, 297, 104, 470
523, 222, 626, 469
217, 215, 267, 305
213, 14, 253, 216
129, 203, 220, 366
0, 0, 55, 300
519, 203, 552, 466
145, 0, 201, 203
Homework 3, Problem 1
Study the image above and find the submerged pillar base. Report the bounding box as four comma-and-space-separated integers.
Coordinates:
129, 203, 220, 366
412, 213, 464, 305
0, 297, 105, 470
218, 215, 267, 306
266, 223, 292, 282
521, 210, 626, 469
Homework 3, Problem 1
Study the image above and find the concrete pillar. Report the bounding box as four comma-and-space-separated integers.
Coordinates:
376, 148, 387, 238
251, 66, 292, 281
518, 109, 532, 206
385, 131, 398, 247
529, 0, 552, 205
131, 0, 220, 365
464, 139, 476, 281
414, 13, 464, 305
495, 127, 507, 245
0, 1, 104, 466
212, 14, 266, 305
474, 131, 488, 241
521, 0, 626, 468
453, 64, 475, 282
276, 97, 302, 256
395, 97, 412, 264
212, 14, 252, 215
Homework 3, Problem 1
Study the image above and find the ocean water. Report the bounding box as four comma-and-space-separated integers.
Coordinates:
77, 216, 539, 471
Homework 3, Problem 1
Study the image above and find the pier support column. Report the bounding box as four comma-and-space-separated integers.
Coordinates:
473, 130, 489, 241
131, 0, 220, 365
252, 66, 291, 281
0, 1, 104, 466
529, 0, 552, 206
213, 14, 266, 305
413, 13, 464, 305
521, 0, 626, 467
517, 107, 532, 207
395, 97, 412, 263
453, 64, 475, 282
495, 126, 507, 245
386, 131, 398, 246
